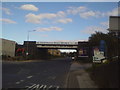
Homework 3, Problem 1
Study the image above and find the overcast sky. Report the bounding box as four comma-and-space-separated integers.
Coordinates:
1, 2, 119, 45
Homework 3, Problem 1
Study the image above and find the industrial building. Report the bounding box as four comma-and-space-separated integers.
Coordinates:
108, 16, 120, 37
0, 38, 16, 57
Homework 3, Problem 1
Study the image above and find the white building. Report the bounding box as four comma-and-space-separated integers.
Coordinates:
0, 38, 16, 57
108, 16, 120, 37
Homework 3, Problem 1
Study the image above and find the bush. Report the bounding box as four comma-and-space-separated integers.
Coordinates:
89, 60, 119, 88
2, 55, 10, 60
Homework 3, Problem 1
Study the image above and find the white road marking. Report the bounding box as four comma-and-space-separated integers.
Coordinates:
27, 76, 33, 79
15, 82, 20, 84
28, 84, 36, 88
43, 85, 47, 90
56, 86, 59, 89
39, 85, 44, 88
36, 84, 40, 88
48, 85, 52, 88
20, 80, 24, 82
26, 84, 60, 90
30, 85, 39, 90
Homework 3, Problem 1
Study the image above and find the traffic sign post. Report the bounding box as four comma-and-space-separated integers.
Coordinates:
92, 40, 107, 64
99, 40, 106, 55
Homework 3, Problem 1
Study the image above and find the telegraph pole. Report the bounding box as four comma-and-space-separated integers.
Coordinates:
26, 30, 36, 57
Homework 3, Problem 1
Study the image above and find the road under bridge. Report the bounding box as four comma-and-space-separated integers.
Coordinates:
16, 41, 91, 59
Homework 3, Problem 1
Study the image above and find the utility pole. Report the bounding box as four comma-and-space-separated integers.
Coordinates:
26, 30, 36, 56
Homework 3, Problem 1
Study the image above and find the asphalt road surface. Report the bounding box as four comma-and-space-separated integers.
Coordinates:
2, 58, 72, 88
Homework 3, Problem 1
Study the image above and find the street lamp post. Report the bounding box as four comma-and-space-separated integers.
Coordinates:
26, 30, 36, 56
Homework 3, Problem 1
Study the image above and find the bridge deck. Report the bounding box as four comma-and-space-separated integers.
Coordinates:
36, 42, 78, 45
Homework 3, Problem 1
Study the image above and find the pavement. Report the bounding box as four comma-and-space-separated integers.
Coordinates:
65, 61, 98, 88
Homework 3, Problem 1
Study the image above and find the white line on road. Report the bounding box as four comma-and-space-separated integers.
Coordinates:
15, 81, 20, 84
27, 84, 36, 88
39, 85, 44, 88
56, 86, 59, 90
27, 76, 33, 79
43, 85, 47, 90
36, 84, 40, 88
30, 84, 40, 90
15, 79, 25, 85
48, 85, 52, 88
20, 80, 24, 82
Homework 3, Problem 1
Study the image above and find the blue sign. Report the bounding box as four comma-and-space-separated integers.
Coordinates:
99, 40, 106, 52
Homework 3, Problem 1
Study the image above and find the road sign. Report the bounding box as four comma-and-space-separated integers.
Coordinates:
26, 52, 29, 55
93, 47, 105, 63
100, 40, 106, 52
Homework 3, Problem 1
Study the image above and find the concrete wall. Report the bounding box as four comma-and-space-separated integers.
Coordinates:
0, 39, 2, 56
0, 38, 16, 57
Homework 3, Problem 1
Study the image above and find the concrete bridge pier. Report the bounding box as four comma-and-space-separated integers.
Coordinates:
36, 48, 49, 59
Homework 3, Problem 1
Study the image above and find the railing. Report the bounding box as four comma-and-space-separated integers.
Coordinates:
36, 42, 78, 45
37, 45, 78, 48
